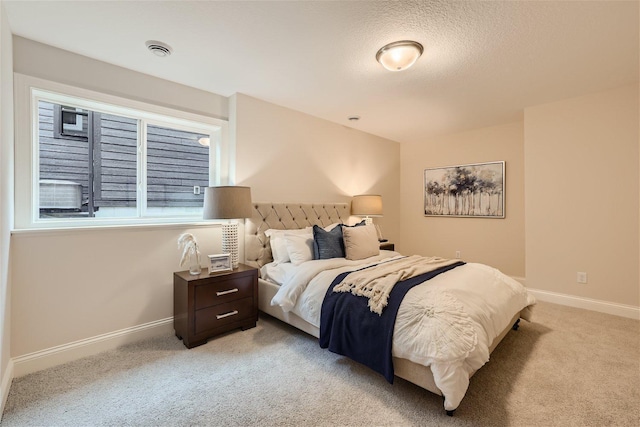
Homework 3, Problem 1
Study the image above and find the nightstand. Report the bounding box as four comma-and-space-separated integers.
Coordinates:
380, 242, 395, 251
174, 263, 258, 349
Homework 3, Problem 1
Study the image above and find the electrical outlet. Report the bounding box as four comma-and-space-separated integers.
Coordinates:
577, 272, 588, 284
193, 186, 201, 195
455, 251, 461, 259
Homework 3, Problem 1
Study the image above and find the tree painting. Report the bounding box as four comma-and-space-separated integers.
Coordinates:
424, 161, 505, 218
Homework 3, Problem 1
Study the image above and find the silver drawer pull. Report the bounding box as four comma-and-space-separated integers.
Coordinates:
216, 288, 239, 296
216, 310, 238, 320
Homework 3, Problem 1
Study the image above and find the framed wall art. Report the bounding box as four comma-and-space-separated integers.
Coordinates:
424, 161, 505, 218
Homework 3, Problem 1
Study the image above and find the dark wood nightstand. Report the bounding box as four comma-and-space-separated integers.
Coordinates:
174, 263, 258, 349
380, 242, 395, 251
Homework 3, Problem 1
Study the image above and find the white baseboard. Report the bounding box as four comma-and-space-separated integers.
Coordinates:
0, 359, 14, 417
12, 317, 174, 378
511, 276, 639, 320
527, 288, 639, 320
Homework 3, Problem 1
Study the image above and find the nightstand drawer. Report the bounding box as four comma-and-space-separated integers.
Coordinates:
193, 275, 254, 310
194, 297, 254, 334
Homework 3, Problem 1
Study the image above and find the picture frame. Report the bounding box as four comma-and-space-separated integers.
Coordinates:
424, 161, 505, 218
208, 253, 232, 274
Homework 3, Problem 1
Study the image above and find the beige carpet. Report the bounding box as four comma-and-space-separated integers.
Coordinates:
2, 301, 639, 426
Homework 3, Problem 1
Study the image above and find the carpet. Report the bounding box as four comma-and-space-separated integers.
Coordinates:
2, 301, 639, 426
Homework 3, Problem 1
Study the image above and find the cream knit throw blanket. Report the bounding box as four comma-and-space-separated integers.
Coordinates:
333, 255, 460, 315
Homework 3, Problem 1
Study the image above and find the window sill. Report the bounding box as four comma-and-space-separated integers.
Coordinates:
11, 220, 225, 236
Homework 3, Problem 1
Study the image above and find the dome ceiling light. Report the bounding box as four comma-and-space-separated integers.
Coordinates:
375, 40, 423, 71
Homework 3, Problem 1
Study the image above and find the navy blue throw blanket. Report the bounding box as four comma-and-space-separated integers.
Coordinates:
319, 261, 465, 383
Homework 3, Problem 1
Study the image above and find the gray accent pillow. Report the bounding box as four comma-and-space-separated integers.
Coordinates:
313, 225, 345, 259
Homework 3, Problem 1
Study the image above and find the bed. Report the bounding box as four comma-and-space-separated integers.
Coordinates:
244, 202, 535, 415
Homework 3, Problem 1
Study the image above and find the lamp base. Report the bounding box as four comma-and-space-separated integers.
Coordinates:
222, 222, 239, 269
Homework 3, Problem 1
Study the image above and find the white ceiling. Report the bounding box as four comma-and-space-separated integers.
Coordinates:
4, 0, 639, 144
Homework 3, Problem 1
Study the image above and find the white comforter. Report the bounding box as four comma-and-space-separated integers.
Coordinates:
268, 254, 536, 411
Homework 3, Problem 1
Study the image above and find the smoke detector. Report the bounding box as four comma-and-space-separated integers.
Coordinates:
145, 40, 172, 57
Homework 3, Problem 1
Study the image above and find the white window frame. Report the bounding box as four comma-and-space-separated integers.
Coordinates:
14, 74, 231, 230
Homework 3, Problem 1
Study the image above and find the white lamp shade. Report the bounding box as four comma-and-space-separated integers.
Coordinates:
376, 40, 423, 72
203, 186, 253, 219
351, 194, 383, 217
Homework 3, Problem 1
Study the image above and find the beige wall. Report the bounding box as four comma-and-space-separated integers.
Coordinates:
524, 85, 639, 306
399, 122, 525, 276
233, 93, 401, 243
10, 39, 230, 357
11, 226, 224, 356
0, 2, 14, 409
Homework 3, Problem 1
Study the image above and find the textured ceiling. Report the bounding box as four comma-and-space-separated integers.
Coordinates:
4, 0, 639, 144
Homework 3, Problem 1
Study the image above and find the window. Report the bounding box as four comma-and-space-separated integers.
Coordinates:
15, 75, 230, 229
38, 98, 213, 220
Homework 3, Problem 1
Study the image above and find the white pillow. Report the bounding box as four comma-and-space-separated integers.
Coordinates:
265, 228, 311, 264
342, 224, 380, 260
284, 233, 315, 265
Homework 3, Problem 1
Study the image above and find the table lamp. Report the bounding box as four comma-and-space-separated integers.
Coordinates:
203, 186, 253, 269
351, 194, 383, 225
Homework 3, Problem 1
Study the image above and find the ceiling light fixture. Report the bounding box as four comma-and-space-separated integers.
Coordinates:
348, 116, 360, 121
376, 40, 423, 72
145, 40, 173, 57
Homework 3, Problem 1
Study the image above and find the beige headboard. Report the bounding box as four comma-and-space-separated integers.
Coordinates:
244, 202, 350, 269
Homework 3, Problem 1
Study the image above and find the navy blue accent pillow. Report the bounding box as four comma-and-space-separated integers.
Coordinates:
313, 225, 345, 259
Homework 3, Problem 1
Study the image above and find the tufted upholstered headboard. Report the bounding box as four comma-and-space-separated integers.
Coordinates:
244, 202, 350, 270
